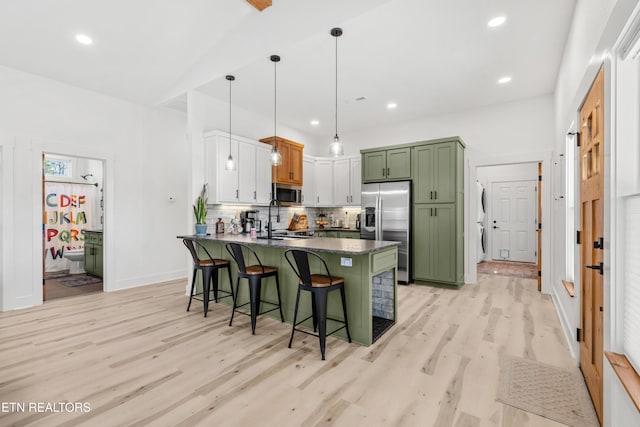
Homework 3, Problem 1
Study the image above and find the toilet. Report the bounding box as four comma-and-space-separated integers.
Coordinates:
64, 249, 85, 274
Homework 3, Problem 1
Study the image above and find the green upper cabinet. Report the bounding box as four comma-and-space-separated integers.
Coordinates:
362, 147, 410, 182
413, 140, 461, 204
363, 151, 386, 181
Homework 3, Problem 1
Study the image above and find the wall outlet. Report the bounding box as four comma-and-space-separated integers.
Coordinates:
340, 257, 352, 267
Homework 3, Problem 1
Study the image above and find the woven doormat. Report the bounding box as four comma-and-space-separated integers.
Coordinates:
497, 356, 599, 427
57, 275, 102, 287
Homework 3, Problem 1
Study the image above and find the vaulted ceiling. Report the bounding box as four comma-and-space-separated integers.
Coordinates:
0, 0, 576, 137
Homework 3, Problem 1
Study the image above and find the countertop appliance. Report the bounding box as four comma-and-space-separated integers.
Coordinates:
361, 181, 411, 283
274, 183, 301, 206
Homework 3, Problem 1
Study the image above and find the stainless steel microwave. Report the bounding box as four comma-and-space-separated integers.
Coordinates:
274, 183, 302, 205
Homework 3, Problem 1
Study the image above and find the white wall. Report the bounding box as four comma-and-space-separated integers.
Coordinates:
0, 65, 188, 310
196, 89, 320, 152
552, 0, 640, 425
337, 95, 555, 288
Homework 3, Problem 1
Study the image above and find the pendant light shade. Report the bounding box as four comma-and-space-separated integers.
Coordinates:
225, 75, 236, 171
329, 27, 344, 157
270, 55, 283, 166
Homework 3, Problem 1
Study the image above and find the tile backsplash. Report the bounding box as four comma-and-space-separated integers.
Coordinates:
206, 204, 361, 233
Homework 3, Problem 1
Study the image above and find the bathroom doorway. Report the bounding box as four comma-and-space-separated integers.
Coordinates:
42, 153, 104, 300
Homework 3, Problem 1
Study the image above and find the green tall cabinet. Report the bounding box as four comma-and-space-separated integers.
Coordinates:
361, 137, 465, 288
412, 138, 464, 288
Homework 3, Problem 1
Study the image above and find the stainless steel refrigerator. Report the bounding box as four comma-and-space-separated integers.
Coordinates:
361, 181, 411, 283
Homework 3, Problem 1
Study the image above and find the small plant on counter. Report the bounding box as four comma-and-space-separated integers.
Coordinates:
193, 185, 208, 235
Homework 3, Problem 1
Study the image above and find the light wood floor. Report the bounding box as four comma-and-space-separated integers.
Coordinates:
0, 275, 590, 426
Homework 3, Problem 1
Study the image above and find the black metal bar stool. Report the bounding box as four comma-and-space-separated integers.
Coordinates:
182, 238, 234, 317
284, 249, 351, 360
226, 243, 284, 334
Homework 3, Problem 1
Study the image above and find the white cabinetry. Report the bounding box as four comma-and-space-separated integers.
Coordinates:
305, 155, 361, 207
350, 157, 362, 205
314, 160, 333, 206
333, 157, 361, 206
302, 156, 316, 206
205, 130, 272, 205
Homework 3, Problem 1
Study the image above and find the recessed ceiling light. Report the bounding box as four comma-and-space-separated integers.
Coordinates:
498, 76, 512, 84
310, 120, 319, 126
488, 16, 506, 27
75, 34, 93, 45
387, 103, 397, 109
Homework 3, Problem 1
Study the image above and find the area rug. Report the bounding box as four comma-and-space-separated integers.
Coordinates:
478, 260, 538, 279
497, 356, 599, 427
56, 275, 102, 287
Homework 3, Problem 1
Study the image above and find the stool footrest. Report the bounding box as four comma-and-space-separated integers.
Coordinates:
291, 324, 348, 340
233, 300, 282, 318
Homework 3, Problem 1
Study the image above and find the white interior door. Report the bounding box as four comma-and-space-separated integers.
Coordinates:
490, 180, 537, 262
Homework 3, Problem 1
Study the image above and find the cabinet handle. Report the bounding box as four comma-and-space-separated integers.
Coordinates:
430, 191, 433, 199
236, 189, 239, 199
253, 191, 256, 200
317, 196, 319, 203
382, 168, 385, 177
434, 191, 437, 199
434, 208, 437, 216
430, 208, 433, 216
387, 167, 390, 176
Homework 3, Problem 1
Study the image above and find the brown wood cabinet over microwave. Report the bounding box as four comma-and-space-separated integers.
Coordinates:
260, 136, 304, 185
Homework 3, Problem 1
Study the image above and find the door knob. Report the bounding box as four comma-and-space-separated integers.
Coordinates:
492, 225, 499, 229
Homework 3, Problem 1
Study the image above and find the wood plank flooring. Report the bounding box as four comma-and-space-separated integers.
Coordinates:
0, 274, 590, 426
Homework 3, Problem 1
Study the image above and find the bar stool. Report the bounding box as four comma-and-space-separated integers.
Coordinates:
284, 249, 351, 360
226, 243, 284, 334
182, 238, 234, 317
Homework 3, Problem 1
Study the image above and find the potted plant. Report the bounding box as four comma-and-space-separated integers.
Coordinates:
193, 184, 208, 236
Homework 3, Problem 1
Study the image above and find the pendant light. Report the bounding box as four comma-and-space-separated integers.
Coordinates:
225, 75, 236, 171
329, 27, 344, 157
270, 55, 283, 166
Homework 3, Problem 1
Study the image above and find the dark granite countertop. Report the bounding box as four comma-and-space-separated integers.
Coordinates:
177, 233, 399, 255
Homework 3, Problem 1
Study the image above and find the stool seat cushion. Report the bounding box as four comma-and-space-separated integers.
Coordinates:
198, 259, 230, 267
300, 274, 345, 287
244, 265, 278, 275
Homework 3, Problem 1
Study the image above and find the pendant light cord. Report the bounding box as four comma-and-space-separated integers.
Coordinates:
229, 77, 232, 151
274, 59, 277, 138
335, 33, 338, 140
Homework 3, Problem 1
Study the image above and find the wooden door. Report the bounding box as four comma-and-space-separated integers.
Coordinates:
579, 67, 604, 425
274, 141, 291, 183
289, 143, 303, 185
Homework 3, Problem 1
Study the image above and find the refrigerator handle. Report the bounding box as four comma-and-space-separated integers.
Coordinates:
374, 196, 379, 240
377, 196, 383, 240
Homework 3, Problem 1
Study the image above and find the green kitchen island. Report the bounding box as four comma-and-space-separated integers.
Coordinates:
177, 233, 400, 346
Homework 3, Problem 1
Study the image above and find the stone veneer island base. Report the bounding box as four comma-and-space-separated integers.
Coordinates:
178, 234, 400, 346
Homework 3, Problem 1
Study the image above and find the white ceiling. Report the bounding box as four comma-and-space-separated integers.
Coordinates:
0, 0, 576, 138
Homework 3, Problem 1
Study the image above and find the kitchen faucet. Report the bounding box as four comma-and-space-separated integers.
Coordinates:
267, 197, 280, 239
